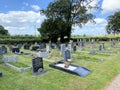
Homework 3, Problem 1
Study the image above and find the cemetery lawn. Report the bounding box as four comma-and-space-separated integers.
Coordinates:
0, 46, 120, 90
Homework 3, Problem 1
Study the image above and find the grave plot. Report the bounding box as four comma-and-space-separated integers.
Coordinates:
4, 55, 32, 72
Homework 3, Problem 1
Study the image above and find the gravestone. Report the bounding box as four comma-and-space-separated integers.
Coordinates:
60, 44, 66, 55
89, 43, 95, 54
99, 43, 105, 51
46, 45, 50, 53
4, 55, 18, 63
1, 46, 7, 54
32, 57, 46, 76
64, 50, 71, 61
40, 43, 46, 49
73, 45, 76, 52
40, 51, 47, 57
17, 44, 22, 49
8, 45, 13, 52
0, 72, 2, 77
24, 44, 30, 50
12, 48, 20, 53
32, 46, 40, 51
69, 40, 74, 52
0, 47, 3, 57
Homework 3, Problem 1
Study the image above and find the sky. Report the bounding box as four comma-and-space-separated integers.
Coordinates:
0, 0, 120, 36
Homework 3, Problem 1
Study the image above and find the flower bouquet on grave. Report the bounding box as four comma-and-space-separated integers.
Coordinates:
64, 61, 70, 68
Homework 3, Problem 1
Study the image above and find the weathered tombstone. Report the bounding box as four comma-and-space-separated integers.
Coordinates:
17, 44, 22, 49
60, 44, 66, 55
51, 43, 56, 49
32, 57, 46, 76
46, 45, 50, 53
40, 51, 47, 57
32, 46, 40, 51
8, 45, 13, 52
78, 41, 84, 51
12, 48, 20, 53
4, 55, 18, 63
99, 43, 105, 51
39, 43, 46, 49
0, 72, 2, 77
64, 50, 71, 61
24, 44, 30, 50
89, 43, 95, 54
1, 46, 7, 54
73, 45, 76, 52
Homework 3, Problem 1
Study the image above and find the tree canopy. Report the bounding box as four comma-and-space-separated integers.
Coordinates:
0, 25, 9, 35
106, 11, 120, 35
38, 0, 96, 42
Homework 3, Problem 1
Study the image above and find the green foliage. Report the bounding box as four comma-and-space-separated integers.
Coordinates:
106, 11, 120, 34
39, 0, 96, 42
0, 35, 42, 44
0, 25, 9, 35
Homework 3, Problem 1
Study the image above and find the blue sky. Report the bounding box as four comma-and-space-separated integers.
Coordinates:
0, 0, 120, 35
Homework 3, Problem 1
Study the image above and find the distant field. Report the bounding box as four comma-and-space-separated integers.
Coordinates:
0, 41, 120, 90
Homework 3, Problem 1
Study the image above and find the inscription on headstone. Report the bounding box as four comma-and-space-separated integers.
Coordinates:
32, 57, 46, 75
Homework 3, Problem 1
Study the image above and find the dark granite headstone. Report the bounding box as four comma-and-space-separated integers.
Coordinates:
12, 48, 20, 53
1, 46, 7, 54
32, 46, 40, 51
24, 44, 30, 50
64, 50, 71, 61
32, 57, 46, 75
0, 72, 2, 77
39, 43, 46, 49
73, 45, 76, 52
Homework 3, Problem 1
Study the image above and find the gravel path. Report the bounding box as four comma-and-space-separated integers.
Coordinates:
104, 74, 120, 90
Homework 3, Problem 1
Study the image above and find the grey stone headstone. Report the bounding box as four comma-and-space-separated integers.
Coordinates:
4, 55, 18, 63
1, 46, 7, 54
18, 44, 22, 49
40, 51, 47, 57
99, 43, 105, 51
64, 50, 71, 61
89, 43, 95, 54
60, 44, 66, 55
68, 43, 74, 52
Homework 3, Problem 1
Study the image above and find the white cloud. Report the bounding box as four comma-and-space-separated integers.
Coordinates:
102, 0, 120, 14
31, 5, 40, 11
0, 11, 46, 35
72, 18, 107, 35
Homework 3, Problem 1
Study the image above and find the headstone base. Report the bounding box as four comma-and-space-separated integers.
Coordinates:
33, 69, 47, 76
0, 72, 2, 77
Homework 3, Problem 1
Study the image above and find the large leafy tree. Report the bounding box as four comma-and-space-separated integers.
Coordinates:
106, 11, 120, 35
39, 0, 96, 42
0, 25, 9, 35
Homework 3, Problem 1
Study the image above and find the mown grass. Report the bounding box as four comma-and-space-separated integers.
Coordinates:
0, 41, 120, 90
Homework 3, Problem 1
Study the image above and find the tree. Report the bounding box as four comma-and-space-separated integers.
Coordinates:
0, 25, 9, 35
106, 11, 120, 35
39, 0, 96, 42
38, 18, 68, 42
